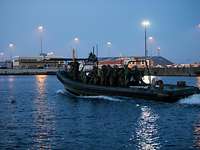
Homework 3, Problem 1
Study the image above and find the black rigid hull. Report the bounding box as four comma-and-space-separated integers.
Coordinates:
57, 71, 200, 102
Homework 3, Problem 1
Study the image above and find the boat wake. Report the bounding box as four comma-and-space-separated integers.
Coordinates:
56, 89, 76, 97
178, 94, 200, 105
79, 95, 124, 102
56, 89, 66, 95
56, 89, 125, 102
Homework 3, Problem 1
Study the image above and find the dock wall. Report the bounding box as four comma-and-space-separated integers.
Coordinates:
149, 67, 200, 76
0, 67, 199, 76
0, 68, 58, 75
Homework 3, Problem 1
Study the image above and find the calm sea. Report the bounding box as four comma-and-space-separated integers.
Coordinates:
0, 75, 200, 150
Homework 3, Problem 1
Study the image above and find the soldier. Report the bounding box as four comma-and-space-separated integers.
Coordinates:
124, 65, 132, 86
112, 65, 119, 86
73, 61, 80, 80
80, 70, 87, 83
100, 65, 107, 86
118, 67, 125, 87
68, 61, 80, 80
91, 66, 99, 85
108, 66, 115, 86
106, 65, 112, 86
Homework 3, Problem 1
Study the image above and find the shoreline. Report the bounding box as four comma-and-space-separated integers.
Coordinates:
0, 68, 58, 75
0, 68, 199, 77
147, 67, 200, 77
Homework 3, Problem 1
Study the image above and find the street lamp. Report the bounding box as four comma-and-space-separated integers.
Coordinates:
74, 37, 79, 43
0, 52, 4, 61
148, 36, 154, 41
157, 47, 161, 56
141, 20, 150, 57
73, 37, 80, 59
37, 25, 44, 55
106, 41, 112, 57
148, 36, 155, 56
73, 37, 80, 50
9, 43, 14, 48
8, 42, 15, 60
107, 41, 112, 47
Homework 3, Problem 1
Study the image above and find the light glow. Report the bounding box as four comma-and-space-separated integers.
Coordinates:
148, 36, 153, 40
107, 41, 112, 47
157, 47, 161, 50
142, 20, 150, 27
9, 43, 14, 48
74, 37, 79, 42
47, 52, 54, 56
37, 25, 44, 32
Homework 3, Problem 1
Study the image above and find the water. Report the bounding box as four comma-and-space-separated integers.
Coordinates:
0, 75, 200, 149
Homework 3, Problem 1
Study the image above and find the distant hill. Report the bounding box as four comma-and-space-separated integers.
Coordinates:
150, 56, 174, 66
98, 56, 174, 66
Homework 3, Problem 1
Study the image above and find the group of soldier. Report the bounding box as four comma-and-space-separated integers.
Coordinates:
81, 65, 126, 86
67, 61, 146, 87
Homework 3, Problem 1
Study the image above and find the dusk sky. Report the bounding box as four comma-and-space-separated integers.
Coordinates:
0, 0, 200, 63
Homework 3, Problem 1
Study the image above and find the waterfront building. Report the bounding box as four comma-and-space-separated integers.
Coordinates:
13, 56, 65, 69
0, 61, 12, 69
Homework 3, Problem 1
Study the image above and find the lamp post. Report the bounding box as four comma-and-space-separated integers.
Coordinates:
148, 36, 155, 56
8, 43, 15, 60
0, 52, 4, 61
142, 20, 150, 58
106, 41, 112, 57
148, 36, 154, 42
157, 47, 161, 56
73, 37, 79, 58
107, 41, 112, 47
37, 25, 44, 55
74, 37, 79, 45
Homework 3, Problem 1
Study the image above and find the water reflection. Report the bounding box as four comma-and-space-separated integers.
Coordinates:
196, 77, 200, 88
36, 75, 47, 95
135, 106, 160, 150
194, 108, 200, 148
8, 76, 15, 82
8, 76, 15, 90
194, 121, 200, 148
33, 75, 55, 149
